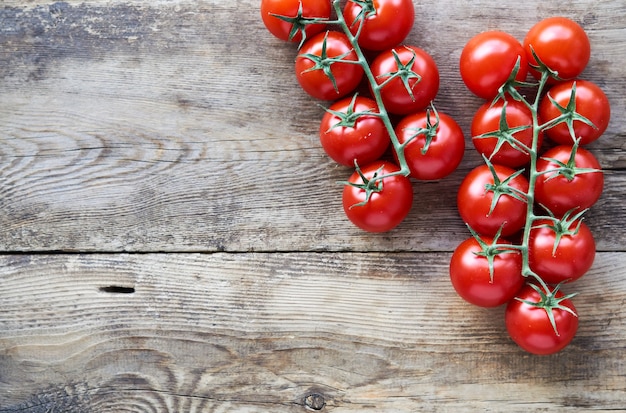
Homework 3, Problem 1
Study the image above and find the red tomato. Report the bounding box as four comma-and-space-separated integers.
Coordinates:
395, 110, 465, 180
342, 161, 413, 232
449, 236, 524, 307
539, 80, 611, 146
505, 283, 578, 355
319, 95, 390, 167
471, 99, 543, 168
343, 0, 415, 51
370, 45, 440, 115
457, 164, 529, 237
529, 218, 595, 284
295, 31, 364, 101
534, 145, 604, 217
260, 0, 331, 44
460, 31, 528, 100
523, 17, 590, 82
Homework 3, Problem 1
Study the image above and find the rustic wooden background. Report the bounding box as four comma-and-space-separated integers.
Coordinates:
1, 0, 625, 411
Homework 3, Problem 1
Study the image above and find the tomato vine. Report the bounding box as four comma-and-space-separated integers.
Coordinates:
261, 2, 610, 355
456, 19, 609, 354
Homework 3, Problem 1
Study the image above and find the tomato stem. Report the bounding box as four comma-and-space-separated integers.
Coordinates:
330, 0, 412, 179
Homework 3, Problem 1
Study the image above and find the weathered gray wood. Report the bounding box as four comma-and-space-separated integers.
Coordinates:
1, 0, 624, 252
2, 0, 626, 411
1, 252, 625, 412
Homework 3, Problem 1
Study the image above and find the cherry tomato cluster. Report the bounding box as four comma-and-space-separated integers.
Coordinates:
262, 3, 611, 356
452, 17, 610, 355
261, 0, 465, 233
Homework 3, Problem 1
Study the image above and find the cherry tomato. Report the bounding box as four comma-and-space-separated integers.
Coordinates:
370, 45, 440, 115
295, 31, 364, 101
395, 110, 465, 180
261, 0, 331, 44
523, 17, 590, 82
460, 31, 528, 100
342, 161, 413, 232
457, 164, 529, 237
449, 236, 524, 307
534, 145, 604, 217
343, 0, 415, 51
319, 95, 390, 167
505, 283, 578, 355
471, 99, 543, 168
539, 80, 611, 146
529, 218, 595, 284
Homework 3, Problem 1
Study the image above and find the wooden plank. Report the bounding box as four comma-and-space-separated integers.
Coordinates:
1, 0, 625, 253
1, 252, 625, 412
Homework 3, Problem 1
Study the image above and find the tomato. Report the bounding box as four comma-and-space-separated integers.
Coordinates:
539, 80, 611, 146
460, 31, 528, 100
457, 164, 529, 237
343, 0, 415, 51
523, 17, 590, 82
260, 0, 331, 44
505, 283, 578, 355
449, 235, 524, 307
471, 99, 543, 168
319, 95, 390, 167
395, 110, 465, 180
534, 145, 604, 217
370, 45, 440, 115
529, 218, 595, 284
342, 161, 413, 232
295, 31, 364, 101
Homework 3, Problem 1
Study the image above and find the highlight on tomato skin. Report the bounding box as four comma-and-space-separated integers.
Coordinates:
343, 0, 415, 51
460, 30, 528, 100
341, 161, 413, 233
539, 79, 611, 146
319, 95, 390, 167
528, 218, 596, 285
260, 0, 332, 44
295, 31, 364, 101
456, 164, 529, 238
534, 145, 604, 218
471, 99, 543, 168
505, 284, 579, 355
523, 16, 591, 83
449, 236, 524, 308
395, 110, 465, 181
370, 45, 440, 115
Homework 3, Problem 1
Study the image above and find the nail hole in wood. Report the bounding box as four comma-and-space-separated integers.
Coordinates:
304, 393, 326, 410
99, 286, 135, 294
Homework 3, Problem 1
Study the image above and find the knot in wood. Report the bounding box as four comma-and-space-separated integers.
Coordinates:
304, 393, 326, 410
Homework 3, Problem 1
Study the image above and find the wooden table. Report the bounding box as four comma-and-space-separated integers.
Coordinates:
1, 0, 625, 411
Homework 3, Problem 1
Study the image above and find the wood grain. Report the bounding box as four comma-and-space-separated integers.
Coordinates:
1, 0, 625, 252
1, 253, 625, 412
1, 0, 626, 411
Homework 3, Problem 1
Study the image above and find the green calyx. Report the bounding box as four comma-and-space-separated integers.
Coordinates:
348, 0, 377, 28
541, 81, 597, 139
324, 93, 378, 131
494, 56, 539, 103
299, 31, 355, 94
401, 104, 440, 155
540, 139, 602, 182
338, 163, 384, 208
483, 156, 528, 215
376, 48, 422, 100
474, 101, 533, 159
516, 282, 578, 336
271, 1, 329, 48
534, 208, 587, 256
469, 225, 519, 283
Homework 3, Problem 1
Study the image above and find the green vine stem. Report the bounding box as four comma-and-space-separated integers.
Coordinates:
321, 0, 423, 183
477, 55, 602, 334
